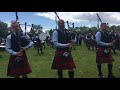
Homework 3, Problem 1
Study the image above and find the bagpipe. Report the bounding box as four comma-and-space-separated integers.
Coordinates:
54, 12, 73, 43
54, 12, 74, 36
96, 13, 102, 30
15, 12, 31, 47
54, 12, 76, 52
96, 14, 117, 54
96, 13, 114, 43
12, 12, 30, 65
66, 20, 76, 44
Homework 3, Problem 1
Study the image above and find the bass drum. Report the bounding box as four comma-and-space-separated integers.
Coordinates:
38, 32, 47, 41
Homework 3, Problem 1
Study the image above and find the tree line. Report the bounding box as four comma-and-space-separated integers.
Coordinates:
1, 20, 120, 39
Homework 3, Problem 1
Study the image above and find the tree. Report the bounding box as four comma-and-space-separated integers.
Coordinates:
89, 27, 98, 33
0, 20, 8, 38
110, 25, 116, 31
48, 29, 54, 38
28, 24, 43, 38
33, 24, 43, 34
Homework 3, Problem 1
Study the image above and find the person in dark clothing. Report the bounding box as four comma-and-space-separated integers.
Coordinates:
5, 21, 33, 78
51, 19, 76, 78
95, 23, 116, 78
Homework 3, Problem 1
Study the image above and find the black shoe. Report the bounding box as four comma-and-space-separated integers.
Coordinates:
38, 52, 39, 54
22, 76, 28, 78
108, 74, 116, 78
98, 74, 104, 78
41, 52, 44, 54
0, 55, 2, 58
114, 52, 116, 54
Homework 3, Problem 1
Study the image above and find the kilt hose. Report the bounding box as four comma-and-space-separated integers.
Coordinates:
7, 51, 32, 77
51, 50, 76, 70
96, 48, 114, 64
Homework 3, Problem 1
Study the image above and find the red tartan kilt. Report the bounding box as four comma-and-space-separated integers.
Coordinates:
96, 48, 114, 64
52, 50, 76, 70
7, 51, 32, 77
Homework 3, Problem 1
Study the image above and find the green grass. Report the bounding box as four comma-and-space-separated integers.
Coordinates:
0, 43, 120, 78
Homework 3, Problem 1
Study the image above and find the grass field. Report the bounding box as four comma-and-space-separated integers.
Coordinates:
0, 43, 120, 78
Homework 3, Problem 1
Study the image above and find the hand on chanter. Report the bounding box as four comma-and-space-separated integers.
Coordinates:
108, 42, 114, 46
17, 51, 23, 56
67, 43, 72, 49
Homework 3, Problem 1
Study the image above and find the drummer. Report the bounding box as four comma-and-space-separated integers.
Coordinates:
39, 32, 47, 49
36, 36, 44, 54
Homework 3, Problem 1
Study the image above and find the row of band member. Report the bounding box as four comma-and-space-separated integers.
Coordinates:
5, 20, 116, 78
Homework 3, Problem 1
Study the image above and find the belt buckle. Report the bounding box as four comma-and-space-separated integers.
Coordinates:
15, 57, 22, 63
104, 49, 109, 54
63, 52, 69, 57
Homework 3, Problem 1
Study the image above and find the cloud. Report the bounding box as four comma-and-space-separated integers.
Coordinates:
35, 12, 55, 20
21, 26, 31, 32
34, 12, 120, 26
98, 12, 120, 25
41, 26, 51, 32
86, 24, 92, 27
5, 21, 11, 27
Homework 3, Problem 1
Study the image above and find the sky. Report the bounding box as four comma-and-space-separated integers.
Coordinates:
0, 12, 120, 32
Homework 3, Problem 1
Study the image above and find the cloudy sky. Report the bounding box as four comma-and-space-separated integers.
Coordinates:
0, 12, 120, 32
